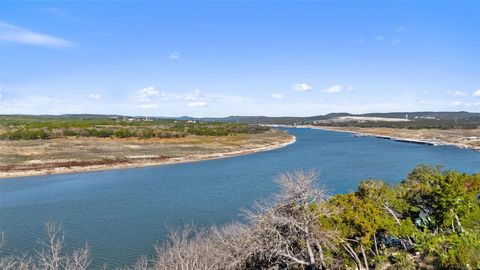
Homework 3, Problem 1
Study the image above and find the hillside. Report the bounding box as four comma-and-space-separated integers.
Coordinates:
211, 112, 480, 128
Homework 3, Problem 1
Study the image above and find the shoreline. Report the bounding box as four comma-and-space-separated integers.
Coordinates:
296, 125, 479, 151
0, 135, 296, 179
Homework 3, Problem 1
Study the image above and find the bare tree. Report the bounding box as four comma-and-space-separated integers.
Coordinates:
36, 221, 65, 270
150, 225, 233, 270
238, 171, 334, 270
0, 221, 90, 270
0, 231, 33, 270
64, 244, 90, 270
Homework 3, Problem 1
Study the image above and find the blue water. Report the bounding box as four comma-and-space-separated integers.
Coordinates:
0, 128, 478, 267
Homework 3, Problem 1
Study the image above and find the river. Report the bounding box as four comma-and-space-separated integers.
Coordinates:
0, 128, 478, 267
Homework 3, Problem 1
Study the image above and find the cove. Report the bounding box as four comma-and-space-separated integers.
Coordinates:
0, 128, 478, 267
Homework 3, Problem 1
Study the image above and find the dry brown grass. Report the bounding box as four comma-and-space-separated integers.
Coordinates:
314, 126, 480, 150
0, 130, 293, 178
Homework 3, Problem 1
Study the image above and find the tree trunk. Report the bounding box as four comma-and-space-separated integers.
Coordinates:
316, 242, 328, 270
360, 244, 369, 270
373, 234, 379, 256
341, 242, 365, 270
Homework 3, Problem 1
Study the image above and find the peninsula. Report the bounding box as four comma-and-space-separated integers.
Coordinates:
0, 115, 295, 178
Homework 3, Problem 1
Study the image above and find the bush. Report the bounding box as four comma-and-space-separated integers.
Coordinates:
0, 129, 50, 140
113, 129, 133, 138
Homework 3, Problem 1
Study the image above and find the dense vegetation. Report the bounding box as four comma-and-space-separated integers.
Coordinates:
1, 165, 478, 269
0, 115, 270, 140
2, 112, 479, 138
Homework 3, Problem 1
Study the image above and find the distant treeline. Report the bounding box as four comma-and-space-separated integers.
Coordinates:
312, 119, 480, 129
0, 116, 270, 140
1, 165, 479, 269
200, 112, 480, 128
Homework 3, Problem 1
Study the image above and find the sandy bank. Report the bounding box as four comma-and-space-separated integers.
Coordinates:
0, 135, 296, 179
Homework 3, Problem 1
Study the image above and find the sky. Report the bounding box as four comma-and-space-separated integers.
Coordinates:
0, 1, 479, 117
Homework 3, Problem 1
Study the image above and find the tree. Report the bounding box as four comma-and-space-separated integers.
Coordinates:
0, 221, 90, 270
238, 171, 333, 270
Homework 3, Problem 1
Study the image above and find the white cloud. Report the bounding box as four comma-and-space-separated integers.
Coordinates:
321, 85, 343, 94
451, 101, 471, 107
89, 93, 101, 100
346, 86, 353, 92
395, 26, 407, 32
374, 35, 385, 41
169, 51, 181, 60
0, 93, 2, 99
184, 89, 206, 101
133, 86, 162, 103
139, 86, 160, 96
0, 21, 74, 48
447, 90, 467, 97
139, 104, 158, 109
452, 101, 463, 106
292, 83, 312, 92
271, 93, 284, 99
187, 101, 207, 107
473, 89, 480, 97
133, 87, 213, 109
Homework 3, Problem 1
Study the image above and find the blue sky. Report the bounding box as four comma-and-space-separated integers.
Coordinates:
0, 1, 479, 117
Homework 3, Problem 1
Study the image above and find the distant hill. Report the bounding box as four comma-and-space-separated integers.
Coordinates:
186, 112, 480, 129
191, 111, 480, 125
1, 111, 479, 128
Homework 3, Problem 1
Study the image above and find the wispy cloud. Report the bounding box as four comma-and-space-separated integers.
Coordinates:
140, 104, 158, 109
187, 101, 207, 107
271, 93, 284, 99
42, 7, 68, 17
42, 7, 87, 23
474, 89, 480, 97
133, 87, 211, 109
0, 21, 74, 48
451, 101, 472, 107
169, 51, 181, 60
133, 86, 162, 104
321, 85, 344, 94
447, 90, 467, 97
292, 83, 312, 92
138, 86, 159, 97
374, 35, 385, 41
89, 93, 101, 100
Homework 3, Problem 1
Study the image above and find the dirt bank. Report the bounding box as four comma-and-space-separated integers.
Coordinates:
0, 130, 295, 179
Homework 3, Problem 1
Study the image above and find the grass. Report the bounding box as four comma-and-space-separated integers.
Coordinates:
0, 129, 293, 175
